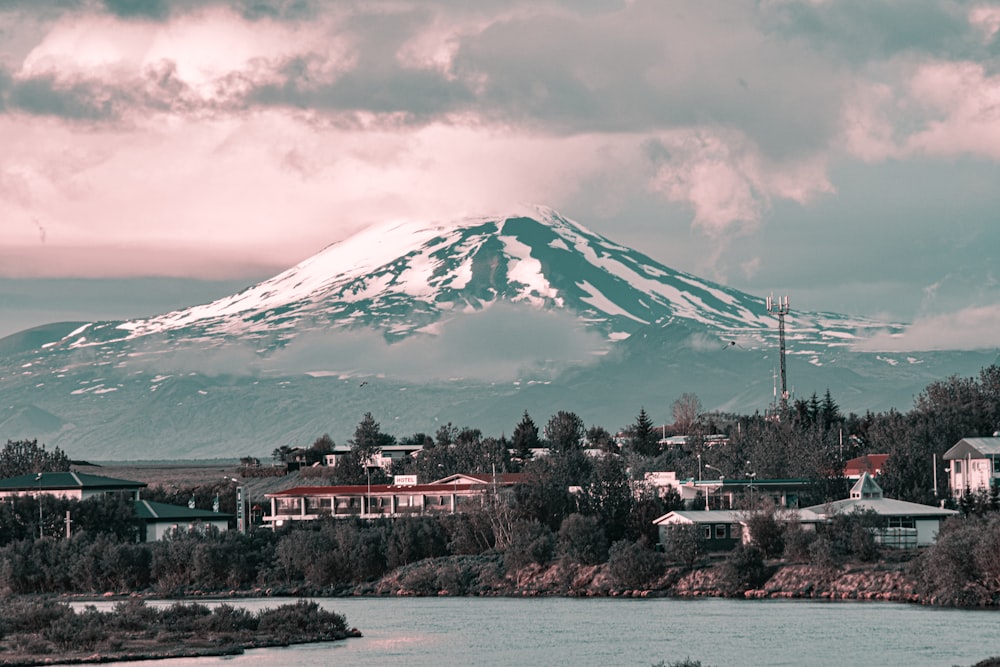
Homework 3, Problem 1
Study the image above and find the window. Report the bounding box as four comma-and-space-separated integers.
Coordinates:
887, 517, 915, 529
715, 524, 727, 539
702, 525, 711, 539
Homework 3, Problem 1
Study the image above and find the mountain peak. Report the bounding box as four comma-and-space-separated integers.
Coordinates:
58, 206, 889, 355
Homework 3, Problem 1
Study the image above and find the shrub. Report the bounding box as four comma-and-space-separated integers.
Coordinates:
743, 508, 785, 558
717, 544, 768, 596
257, 601, 348, 643
504, 520, 556, 573
782, 523, 818, 562
661, 524, 706, 568
608, 538, 666, 589
557, 513, 609, 565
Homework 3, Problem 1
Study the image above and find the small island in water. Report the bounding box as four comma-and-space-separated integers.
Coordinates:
0, 597, 360, 666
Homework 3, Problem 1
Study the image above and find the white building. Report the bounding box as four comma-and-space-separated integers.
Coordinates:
943, 437, 1000, 497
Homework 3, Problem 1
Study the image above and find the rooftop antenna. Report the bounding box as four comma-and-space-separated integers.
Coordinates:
766, 294, 790, 406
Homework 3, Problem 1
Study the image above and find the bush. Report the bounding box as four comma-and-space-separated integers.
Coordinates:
782, 523, 818, 562
743, 508, 785, 558
257, 601, 348, 643
557, 513, 608, 565
717, 544, 768, 596
661, 524, 706, 568
608, 538, 666, 589
504, 520, 556, 573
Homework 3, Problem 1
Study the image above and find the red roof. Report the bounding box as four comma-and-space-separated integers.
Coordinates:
844, 454, 888, 477
267, 481, 510, 498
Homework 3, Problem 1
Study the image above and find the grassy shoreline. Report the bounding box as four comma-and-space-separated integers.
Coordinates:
0, 598, 361, 667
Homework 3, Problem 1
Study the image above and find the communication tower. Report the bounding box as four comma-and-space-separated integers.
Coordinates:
766, 294, 790, 405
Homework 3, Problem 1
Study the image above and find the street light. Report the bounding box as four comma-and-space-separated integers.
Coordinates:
36, 472, 43, 539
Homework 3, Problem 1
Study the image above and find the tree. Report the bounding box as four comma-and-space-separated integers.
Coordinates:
585, 425, 615, 452
579, 454, 633, 543
351, 412, 394, 461
661, 524, 706, 568
544, 411, 585, 454
511, 411, 540, 462
628, 407, 660, 457
556, 513, 608, 565
0, 440, 70, 478
672, 393, 702, 434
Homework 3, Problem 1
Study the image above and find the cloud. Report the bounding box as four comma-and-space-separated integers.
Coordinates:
854, 303, 1000, 352
119, 302, 608, 381
646, 128, 834, 237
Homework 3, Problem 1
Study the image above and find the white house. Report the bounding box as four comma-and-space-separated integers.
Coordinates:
942, 436, 1000, 497
653, 509, 749, 551
0, 471, 145, 501
0, 471, 232, 541
134, 500, 232, 541
323, 443, 425, 470
801, 473, 957, 547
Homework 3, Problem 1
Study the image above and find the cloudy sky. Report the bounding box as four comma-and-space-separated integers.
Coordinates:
2, 0, 999, 349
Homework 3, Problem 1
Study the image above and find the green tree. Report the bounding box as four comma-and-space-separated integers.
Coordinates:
556, 513, 608, 565
661, 524, 706, 568
579, 454, 633, 543
607, 537, 665, 589
544, 410, 585, 454
629, 407, 659, 457
0, 439, 70, 477
511, 411, 540, 462
585, 425, 615, 452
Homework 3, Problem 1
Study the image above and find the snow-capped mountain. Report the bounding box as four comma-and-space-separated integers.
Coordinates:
0, 206, 995, 460
54, 205, 887, 353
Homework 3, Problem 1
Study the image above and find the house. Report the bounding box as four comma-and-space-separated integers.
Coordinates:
653, 510, 748, 551
264, 473, 525, 527
676, 477, 812, 510
0, 471, 231, 540
942, 437, 1000, 497
323, 443, 425, 470
0, 471, 146, 501
843, 454, 888, 480
801, 473, 957, 547
134, 500, 232, 541
643, 471, 682, 499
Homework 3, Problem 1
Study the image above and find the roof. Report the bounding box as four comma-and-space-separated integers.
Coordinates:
843, 454, 888, 476
850, 472, 883, 499
653, 510, 745, 525
943, 437, 1000, 460
431, 473, 527, 486
802, 497, 958, 518
267, 481, 511, 498
0, 471, 146, 492
680, 478, 812, 489
134, 500, 232, 522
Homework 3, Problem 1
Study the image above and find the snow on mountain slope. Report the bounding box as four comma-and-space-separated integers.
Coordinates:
57, 206, 894, 354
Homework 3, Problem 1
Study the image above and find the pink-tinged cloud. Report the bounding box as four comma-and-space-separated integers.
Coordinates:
648, 128, 834, 237
905, 61, 1000, 158
854, 304, 1000, 352
842, 57, 1000, 162
969, 5, 1000, 42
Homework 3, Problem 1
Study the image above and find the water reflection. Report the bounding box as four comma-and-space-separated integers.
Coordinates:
68, 596, 998, 667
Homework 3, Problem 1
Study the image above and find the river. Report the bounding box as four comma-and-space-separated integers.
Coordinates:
69, 596, 998, 666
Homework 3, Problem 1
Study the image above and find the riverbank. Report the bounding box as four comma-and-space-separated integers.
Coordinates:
339, 550, 973, 606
